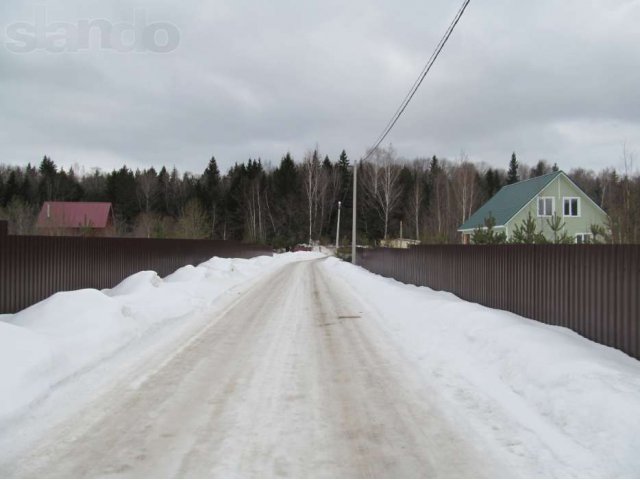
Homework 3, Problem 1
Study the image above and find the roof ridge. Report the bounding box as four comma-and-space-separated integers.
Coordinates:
459, 170, 563, 231
503, 170, 561, 188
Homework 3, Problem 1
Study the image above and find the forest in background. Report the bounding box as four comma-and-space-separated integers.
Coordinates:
1, 146, 639, 246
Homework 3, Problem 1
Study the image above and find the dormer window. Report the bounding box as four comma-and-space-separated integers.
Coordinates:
537, 197, 554, 217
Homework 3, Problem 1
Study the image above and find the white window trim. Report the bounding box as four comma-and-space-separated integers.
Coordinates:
575, 232, 592, 244
537, 196, 555, 217
562, 196, 581, 218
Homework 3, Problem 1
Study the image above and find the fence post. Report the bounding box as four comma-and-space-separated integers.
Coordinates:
0, 220, 7, 238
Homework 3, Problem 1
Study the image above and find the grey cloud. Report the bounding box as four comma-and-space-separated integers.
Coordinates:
0, 0, 638, 174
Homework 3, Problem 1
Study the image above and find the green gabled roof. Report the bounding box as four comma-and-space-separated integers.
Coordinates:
459, 171, 562, 231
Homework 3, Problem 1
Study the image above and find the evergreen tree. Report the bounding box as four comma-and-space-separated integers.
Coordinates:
510, 212, 546, 243
156, 166, 169, 215
106, 166, 139, 227
271, 153, 301, 245
81, 168, 109, 202
336, 150, 351, 204
167, 167, 183, 216
202, 157, 220, 188
38, 155, 58, 201
546, 213, 573, 244
221, 162, 250, 240
507, 153, 519, 184
507, 152, 519, 185
19, 175, 32, 202
471, 214, 507, 244
58, 167, 83, 201
589, 223, 608, 244
337, 150, 349, 171
3, 171, 19, 207
38, 156, 56, 177
198, 156, 221, 236
483, 168, 502, 198
273, 153, 297, 198
430, 155, 439, 173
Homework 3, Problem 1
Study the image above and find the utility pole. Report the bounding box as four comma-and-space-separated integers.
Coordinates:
352, 161, 357, 265
335, 201, 341, 250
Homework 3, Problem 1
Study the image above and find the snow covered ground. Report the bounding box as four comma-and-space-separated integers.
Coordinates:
0, 252, 639, 477
0, 252, 321, 428
322, 257, 640, 477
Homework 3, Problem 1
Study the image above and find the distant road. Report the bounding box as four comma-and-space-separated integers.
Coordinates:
4, 259, 507, 478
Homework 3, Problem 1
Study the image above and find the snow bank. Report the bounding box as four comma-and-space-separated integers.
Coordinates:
0, 252, 321, 426
322, 257, 640, 477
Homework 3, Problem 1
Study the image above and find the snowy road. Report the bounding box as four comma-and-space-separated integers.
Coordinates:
3, 258, 509, 478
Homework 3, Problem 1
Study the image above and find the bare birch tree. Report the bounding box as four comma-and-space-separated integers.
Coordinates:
244, 177, 266, 243
451, 153, 479, 225
408, 158, 427, 240
316, 162, 342, 240
361, 146, 402, 239
302, 149, 321, 244
136, 169, 158, 213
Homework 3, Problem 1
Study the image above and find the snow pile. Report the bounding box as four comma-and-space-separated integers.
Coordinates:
0, 252, 320, 426
322, 257, 640, 477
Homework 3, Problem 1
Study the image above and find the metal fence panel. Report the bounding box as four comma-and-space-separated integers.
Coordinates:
357, 244, 640, 360
0, 222, 272, 314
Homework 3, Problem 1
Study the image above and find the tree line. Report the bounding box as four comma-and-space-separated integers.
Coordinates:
1, 147, 639, 245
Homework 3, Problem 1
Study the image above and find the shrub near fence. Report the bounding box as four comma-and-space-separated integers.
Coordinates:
357, 245, 640, 360
0, 220, 272, 314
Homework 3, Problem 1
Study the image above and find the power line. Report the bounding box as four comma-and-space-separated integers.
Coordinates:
362, 0, 471, 162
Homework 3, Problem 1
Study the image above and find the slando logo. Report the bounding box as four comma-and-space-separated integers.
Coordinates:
4, 7, 180, 54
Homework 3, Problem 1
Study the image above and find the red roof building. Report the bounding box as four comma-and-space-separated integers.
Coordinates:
36, 202, 115, 236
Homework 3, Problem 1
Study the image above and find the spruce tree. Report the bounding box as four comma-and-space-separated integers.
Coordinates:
106, 166, 139, 226
336, 150, 351, 204
507, 152, 519, 184
3, 171, 19, 207
430, 155, 440, 174
337, 150, 349, 171
483, 168, 502, 198
199, 156, 221, 225
38, 155, 58, 201
156, 167, 169, 215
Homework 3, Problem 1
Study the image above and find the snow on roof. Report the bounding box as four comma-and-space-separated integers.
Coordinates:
36, 201, 114, 229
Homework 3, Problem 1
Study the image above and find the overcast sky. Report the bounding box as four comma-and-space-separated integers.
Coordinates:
1, 0, 639, 175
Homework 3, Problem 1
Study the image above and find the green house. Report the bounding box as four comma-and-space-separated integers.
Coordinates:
458, 171, 609, 244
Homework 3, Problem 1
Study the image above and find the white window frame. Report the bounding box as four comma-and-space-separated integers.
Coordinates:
563, 196, 581, 217
575, 232, 592, 244
537, 196, 555, 217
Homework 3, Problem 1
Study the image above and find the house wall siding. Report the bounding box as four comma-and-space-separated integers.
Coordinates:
506, 175, 608, 241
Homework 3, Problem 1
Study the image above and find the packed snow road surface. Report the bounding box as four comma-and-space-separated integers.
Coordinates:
2, 254, 639, 477
3, 259, 503, 478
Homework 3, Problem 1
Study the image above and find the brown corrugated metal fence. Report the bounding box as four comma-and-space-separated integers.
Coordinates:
0, 220, 272, 314
357, 245, 640, 359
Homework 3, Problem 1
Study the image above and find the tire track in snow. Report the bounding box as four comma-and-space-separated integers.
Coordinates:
5, 258, 511, 478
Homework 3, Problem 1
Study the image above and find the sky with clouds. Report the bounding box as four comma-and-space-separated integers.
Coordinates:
0, 0, 639, 175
